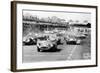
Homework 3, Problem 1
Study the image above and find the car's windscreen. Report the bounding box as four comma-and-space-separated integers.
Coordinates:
38, 37, 47, 40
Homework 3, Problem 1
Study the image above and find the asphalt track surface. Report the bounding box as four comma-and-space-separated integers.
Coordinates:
22, 39, 91, 63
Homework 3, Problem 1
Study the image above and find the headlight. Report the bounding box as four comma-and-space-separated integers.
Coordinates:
38, 43, 41, 45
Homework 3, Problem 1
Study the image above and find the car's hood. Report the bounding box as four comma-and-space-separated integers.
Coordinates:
37, 40, 53, 48
38, 40, 48, 43
38, 40, 52, 45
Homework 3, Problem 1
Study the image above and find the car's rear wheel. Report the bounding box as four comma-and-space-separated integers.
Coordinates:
57, 39, 61, 45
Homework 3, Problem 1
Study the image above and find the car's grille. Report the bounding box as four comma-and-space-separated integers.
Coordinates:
41, 47, 49, 50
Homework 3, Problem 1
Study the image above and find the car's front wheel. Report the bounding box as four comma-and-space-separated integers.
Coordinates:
51, 44, 57, 51
37, 47, 42, 52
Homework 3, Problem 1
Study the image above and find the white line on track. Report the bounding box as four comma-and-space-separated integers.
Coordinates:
67, 45, 77, 60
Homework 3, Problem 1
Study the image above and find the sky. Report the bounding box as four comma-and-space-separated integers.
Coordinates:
23, 10, 91, 23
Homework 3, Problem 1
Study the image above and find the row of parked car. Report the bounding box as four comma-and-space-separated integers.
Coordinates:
23, 34, 61, 52
23, 31, 87, 52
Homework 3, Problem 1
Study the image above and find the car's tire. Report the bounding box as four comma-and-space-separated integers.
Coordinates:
52, 44, 57, 51
57, 39, 61, 45
37, 47, 42, 52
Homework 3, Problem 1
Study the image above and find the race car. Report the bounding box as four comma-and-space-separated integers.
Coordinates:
48, 34, 62, 45
65, 36, 81, 45
23, 37, 37, 45
75, 34, 87, 39
37, 37, 57, 52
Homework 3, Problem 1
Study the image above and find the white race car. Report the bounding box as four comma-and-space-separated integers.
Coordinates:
37, 37, 57, 52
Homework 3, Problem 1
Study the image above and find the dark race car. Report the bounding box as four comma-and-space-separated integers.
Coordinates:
65, 35, 81, 45
23, 37, 37, 45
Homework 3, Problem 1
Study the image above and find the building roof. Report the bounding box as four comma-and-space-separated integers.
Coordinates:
71, 23, 91, 28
